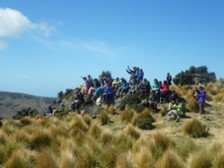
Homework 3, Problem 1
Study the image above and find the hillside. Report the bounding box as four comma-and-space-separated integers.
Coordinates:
0, 92, 56, 119
0, 81, 223, 167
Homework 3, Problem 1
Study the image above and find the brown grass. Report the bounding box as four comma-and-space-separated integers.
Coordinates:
213, 151, 224, 168
88, 122, 102, 139
183, 118, 209, 138
135, 147, 155, 168
98, 111, 111, 125
120, 109, 134, 123
124, 124, 141, 140
157, 150, 184, 168
35, 150, 58, 168
82, 114, 92, 126
187, 150, 212, 168
108, 105, 117, 115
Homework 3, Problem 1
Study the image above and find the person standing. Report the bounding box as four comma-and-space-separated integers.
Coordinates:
197, 86, 206, 114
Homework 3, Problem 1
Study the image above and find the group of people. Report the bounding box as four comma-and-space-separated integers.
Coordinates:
45, 66, 207, 120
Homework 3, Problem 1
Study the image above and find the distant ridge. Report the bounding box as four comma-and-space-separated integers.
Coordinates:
0, 91, 56, 119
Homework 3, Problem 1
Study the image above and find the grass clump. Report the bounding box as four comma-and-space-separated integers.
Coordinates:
135, 147, 155, 168
98, 111, 111, 125
174, 137, 198, 161
4, 149, 35, 168
157, 150, 184, 168
82, 114, 92, 126
120, 109, 134, 123
115, 153, 135, 168
97, 145, 117, 168
20, 116, 33, 126
183, 118, 209, 138
132, 109, 155, 130
88, 122, 102, 139
124, 124, 141, 140
112, 133, 133, 152
108, 105, 116, 115
214, 151, 224, 168
153, 132, 174, 151
29, 130, 52, 150
187, 150, 212, 168
100, 130, 113, 145
35, 150, 58, 168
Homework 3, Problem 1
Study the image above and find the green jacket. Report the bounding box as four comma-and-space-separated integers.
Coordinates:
173, 103, 185, 116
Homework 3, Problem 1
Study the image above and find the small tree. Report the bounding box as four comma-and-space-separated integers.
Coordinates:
99, 70, 113, 82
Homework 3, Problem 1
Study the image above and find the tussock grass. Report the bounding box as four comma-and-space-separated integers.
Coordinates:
120, 109, 134, 123
100, 130, 113, 145
20, 116, 33, 126
213, 151, 224, 168
97, 145, 118, 168
183, 118, 209, 138
157, 150, 184, 168
186, 94, 199, 112
135, 147, 155, 168
153, 132, 174, 151
112, 133, 133, 152
174, 137, 198, 161
187, 150, 212, 168
88, 122, 102, 139
82, 114, 92, 126
98, 111, 111, 125
131, 109, 155, 129
4, 149, 35, 168
35, 150, 58, 168
59, 150, 75, 168
124, 124, 141, 140
29, 130, 52, 150
70, 114, 88, 135
160, 106, 168, 116
108, 105, 116, 115
115, 153, 135, 168
74, 146, 96, 168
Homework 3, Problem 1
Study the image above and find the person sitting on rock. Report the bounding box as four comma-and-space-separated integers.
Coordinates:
117, 78, 130, 97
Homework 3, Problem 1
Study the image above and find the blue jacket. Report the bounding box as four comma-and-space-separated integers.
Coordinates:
198, 90, 206, 103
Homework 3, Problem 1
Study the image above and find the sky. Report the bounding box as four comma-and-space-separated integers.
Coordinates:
0, 0, 223, 97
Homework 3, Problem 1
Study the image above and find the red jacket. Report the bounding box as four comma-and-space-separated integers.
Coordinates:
161, 84, 170, 93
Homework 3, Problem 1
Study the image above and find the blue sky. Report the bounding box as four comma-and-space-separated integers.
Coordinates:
0, 0, 223, 97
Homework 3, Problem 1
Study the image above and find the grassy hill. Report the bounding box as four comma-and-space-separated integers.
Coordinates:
0, 92, 56, 119
0, 81, 223, 167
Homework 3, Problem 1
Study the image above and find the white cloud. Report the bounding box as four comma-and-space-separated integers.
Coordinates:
0, 8, 54, 38
0, 40, 7, 50
0, 8, 33, 37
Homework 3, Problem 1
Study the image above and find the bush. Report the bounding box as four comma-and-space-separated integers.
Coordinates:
115, 153, 135, 168
183, 118, 209, 138
153, 132, 174, 151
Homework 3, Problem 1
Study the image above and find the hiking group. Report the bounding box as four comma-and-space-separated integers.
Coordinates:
45, 66, 206, 121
